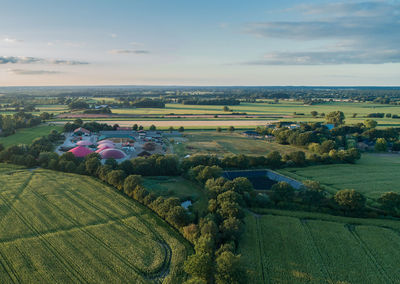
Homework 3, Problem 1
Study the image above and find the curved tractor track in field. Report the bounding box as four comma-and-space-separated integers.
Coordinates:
0, 169, 178, 283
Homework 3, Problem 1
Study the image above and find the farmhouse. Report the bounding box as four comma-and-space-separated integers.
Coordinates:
242, 130, 260, 137
74, 127, 91, 136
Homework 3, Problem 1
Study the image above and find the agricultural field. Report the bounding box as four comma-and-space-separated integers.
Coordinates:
36, 104, 69, 114
0, 166, 191, 283
142, 176, 208, 214
239, 209, 400, 284
172, 131, 306, 157
46, 101, 400, 128
0, 124, 63, 148
101, 101, 400, 127
278, 153, 400, 200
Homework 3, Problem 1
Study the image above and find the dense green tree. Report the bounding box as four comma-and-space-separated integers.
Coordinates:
184, 253, 214, 282
106, 170, 126, 190
266, 151, 282, 169
334, 189, 366, 212
270, 182, 295, 204
375, 138, 388, 152
378, 192, 400, 213
215, 251, 246, 284
85, 157, 101, 175
326, 111, 345, 126
123, 175, 142, 196
166, 206, 189, 228
364, 119, 378, 129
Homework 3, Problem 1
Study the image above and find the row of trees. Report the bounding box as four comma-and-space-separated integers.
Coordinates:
0, 112, 42, 137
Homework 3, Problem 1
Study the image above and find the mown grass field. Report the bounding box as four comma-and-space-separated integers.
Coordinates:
0, 166, 191, 283
172, 131, 306, 157
240, 209, 400, 284
0, 124, 63, 148
143, 176, 208, 214
277, 153, 400, 200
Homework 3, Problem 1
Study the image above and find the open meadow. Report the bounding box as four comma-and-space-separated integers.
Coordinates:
240, 209, 400, 284
142, 176, 208, 215
277, 153, 400, 200
0, 165, 191, 283
172, 131, 306, 157
0, 124, 63, 148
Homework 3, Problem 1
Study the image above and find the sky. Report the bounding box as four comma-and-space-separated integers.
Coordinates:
0, 0, 399, 86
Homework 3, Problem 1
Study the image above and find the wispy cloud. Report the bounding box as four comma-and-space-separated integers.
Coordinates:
0, 56, 89, 65
8, 69, 63, 75
244, 50, 400, 65
3, 37, 23, 44
242, 1, 400, 65
109, 49, 150, 54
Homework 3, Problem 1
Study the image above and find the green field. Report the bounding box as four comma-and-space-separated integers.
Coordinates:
278, 153, 400, 200
240, 209, 400, 284
0, 124, 63, 148
143, 176, 208, 214
0, 166, 191, 283
172, 131, 306, 157
47, 101, 400, 128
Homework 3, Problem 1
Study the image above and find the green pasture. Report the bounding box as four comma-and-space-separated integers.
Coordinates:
110, 101, 400, 120
278, 153, 400, 200
0, 124, 63, 148
143, 176, 208, 214
36, 104, 69, 114
240, 209, 400, 284
172, 131, 306, 157
0, 166, 190, 283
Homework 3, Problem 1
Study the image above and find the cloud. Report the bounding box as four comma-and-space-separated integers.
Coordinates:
244, 50, 400, 65
109, 49, 150, 54
49, 59, 89, 65
8, 69, 62, 75
3, 37, 23, 44
0, 56, 89, 65
242, 1, 400, 65
0, 57, 42, 64
110, 33, 118, 38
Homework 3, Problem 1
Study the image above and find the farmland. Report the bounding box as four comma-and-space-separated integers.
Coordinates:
278, 153, 400, 200
0, 124, 63, 148
172, 131, 305, 157
87, 101, 400, 127
0, 166, 191, 283
239, 209, 400, 284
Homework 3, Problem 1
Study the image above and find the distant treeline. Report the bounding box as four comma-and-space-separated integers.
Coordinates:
180, 98, 240, 105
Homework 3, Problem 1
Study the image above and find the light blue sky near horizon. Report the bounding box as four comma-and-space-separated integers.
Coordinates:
0, 0, 399, 86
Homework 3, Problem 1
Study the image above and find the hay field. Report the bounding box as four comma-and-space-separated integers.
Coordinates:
277, 153, 400, 200
240, 209, 400, 284
172, 131, 305, 157
0, 166, 190, 283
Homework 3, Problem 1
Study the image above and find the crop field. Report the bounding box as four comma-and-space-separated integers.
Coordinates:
143, 176, 208, 214
48, 101, 400, 128
172, 131, 305, 157
277, 153, 400, 200
0, 124, 63, 148
0, 166, 191, 283
106, 101, 400, 126
36, 104, 69, 114
240, 209, 400, 284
